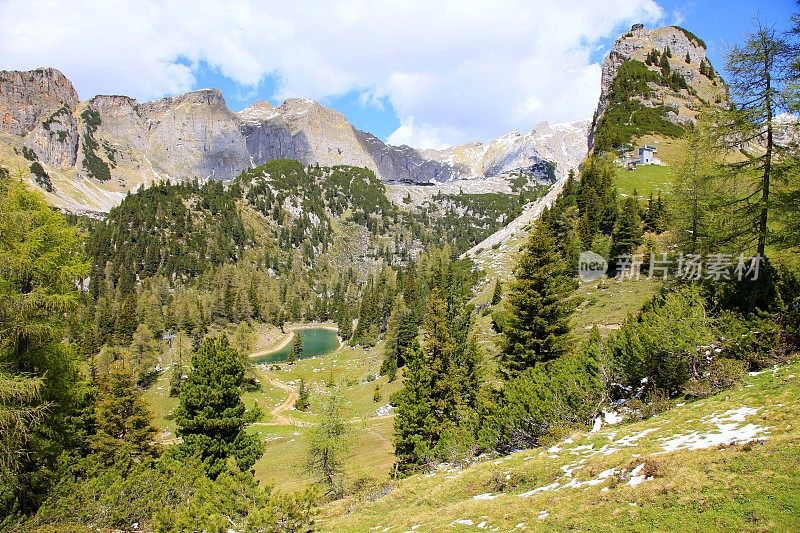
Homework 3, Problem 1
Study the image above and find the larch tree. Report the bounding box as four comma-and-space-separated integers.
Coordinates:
669, 114, 727, 255
305, 390, 350, 498
91, 366, 157, 465
718, 21, 794, 310
0, 172, 90, 512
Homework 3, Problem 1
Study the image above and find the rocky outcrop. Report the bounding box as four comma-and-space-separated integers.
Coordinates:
0, 68, 80, 169
589, 25, 725, 149
356, 130, 463, 183
138, 89, 249, 181
25, 105, 78, 169
0, 67, 79, 136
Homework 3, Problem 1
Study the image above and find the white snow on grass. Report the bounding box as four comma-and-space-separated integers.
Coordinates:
604, 410, 624, 425
613, 427, 660, 447
472, 493, 497, 501
597, 467, 617, 480
451, 519, 474, 526
537, 510, 549, 520
626, 463, 651, 487
518, 482, 561, 497
658, 406, 770, 453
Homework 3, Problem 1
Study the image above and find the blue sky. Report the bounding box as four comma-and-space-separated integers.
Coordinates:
191, 0, 796, 140
1, 0, 796, 148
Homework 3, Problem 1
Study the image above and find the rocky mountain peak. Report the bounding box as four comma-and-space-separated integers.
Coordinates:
589, 24, 725, 150
0, 67, 79, 136
237, 101, 279, 122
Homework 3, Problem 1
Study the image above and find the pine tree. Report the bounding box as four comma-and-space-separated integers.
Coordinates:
491, 279, 503, 305
685, 51, 692, 63
174, 335, 264, 478
500, 224, 577, 378
92, 367, 157, 464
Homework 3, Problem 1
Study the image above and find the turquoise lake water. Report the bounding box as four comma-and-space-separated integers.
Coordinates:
253, 328, 340, 363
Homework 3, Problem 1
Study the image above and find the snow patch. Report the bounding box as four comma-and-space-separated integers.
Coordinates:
658, 406, 769, 452
626, 463, 651, 487
518, 482, 561, 497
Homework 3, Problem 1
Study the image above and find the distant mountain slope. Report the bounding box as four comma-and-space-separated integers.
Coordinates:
0, 68, 589, 214
422, 120, 590, 181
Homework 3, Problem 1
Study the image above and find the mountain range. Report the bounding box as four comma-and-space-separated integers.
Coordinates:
0, 67, 588, 214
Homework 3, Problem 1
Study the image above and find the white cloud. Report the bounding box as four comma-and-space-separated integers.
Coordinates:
0, 0, 664, 148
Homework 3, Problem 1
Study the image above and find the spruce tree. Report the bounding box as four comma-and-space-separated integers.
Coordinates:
288, 333, 302, 364
381, 294, 415, 376
491, 279, 503, 305
500, 223, 577, 378
393, 338, 434, 474
174, 335, 264, 478
610, 196, 644, 261
351, 274, 379, 346
337, 303, 352, 340
659, 50, 671, 77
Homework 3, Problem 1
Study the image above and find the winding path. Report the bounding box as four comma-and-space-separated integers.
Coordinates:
267, 378, 300, 425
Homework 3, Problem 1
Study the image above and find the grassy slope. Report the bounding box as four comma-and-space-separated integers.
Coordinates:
320, 360, 800, 532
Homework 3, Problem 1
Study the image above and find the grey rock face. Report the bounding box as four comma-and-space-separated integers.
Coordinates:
138, 89, 250, 181
0, 67, 79, 136
356, 130, 463, 183
25, 105, 78, 169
